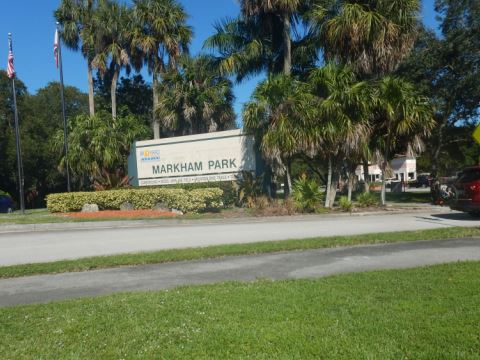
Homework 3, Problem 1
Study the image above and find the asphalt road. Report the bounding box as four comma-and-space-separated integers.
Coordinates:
0, 237, 479, 307
0, 209, 478, 267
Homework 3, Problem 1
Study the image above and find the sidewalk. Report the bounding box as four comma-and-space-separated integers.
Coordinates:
1, 237, 479, 307
0, 203, 448, 234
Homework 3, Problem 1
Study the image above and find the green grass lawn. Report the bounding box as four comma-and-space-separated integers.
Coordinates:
1, 261, 479, 359
1, 226, 479, 279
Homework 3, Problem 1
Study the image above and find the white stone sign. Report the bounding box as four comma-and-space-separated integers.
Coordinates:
129, 129, 257, 186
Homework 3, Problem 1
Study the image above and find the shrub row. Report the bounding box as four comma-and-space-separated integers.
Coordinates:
162, 181, 236, 207
46, 188, 224, 213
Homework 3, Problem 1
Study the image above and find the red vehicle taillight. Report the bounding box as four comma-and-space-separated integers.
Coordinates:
468, 183, 480, 192
464, 181, 480, 203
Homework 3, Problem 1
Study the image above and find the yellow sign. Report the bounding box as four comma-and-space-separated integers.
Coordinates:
474, 124, 480, 144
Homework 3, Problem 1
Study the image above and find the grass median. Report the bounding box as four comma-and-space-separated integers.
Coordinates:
1, 261, 479, 358
1, 226, 479, 279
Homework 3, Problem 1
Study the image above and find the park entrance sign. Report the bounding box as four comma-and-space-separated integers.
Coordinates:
128, 129, 258, 186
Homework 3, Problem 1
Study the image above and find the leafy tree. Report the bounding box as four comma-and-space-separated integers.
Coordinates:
0, 71, 27, 202
94, 73, 153, 128
156, 56, 236, 136
397, 0, 480, 175
21, 83, 88, 203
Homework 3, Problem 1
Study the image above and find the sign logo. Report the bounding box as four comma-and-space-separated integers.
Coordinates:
139, 150, 161, 162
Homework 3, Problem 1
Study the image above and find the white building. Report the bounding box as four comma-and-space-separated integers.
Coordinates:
355, 156, 417, 182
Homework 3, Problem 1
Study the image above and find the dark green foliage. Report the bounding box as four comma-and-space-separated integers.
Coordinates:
46, 187, 223, 213
338, 196, 353, 212
397, 0, 480, 175
94, 74, 153, 128
156, 56, 237, 136
163, 181, 236, 207
233, 171, 264, 208
0, 73, 88, 207
292, 175, 323, 212
356, 191, 379, 207
53, 110, 151, 189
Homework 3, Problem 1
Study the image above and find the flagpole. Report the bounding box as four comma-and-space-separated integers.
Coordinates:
8, 33, 25, 214
56, 23, 71, 192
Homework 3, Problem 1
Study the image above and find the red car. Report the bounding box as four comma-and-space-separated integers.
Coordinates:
450, 166, 480, 216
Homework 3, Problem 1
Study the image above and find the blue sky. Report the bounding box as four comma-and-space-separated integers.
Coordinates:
1, 0, 439, 118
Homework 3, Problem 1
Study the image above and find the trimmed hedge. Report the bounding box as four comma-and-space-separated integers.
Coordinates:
46, 188, 224, 213
162, 181, 236, 207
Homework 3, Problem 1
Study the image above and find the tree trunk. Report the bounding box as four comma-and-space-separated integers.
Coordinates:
347, 172, 354, 202
87, 62, 95, 117
362, 159, 370, 193
432, 117, 448, 176
380, 148, 390, 207
282, 12, 292, 76
152, 74, 160, 139
111, 66, 119, 119
284, 160, 292, 199
329, 171, 339, 208
325, 157, 332, 208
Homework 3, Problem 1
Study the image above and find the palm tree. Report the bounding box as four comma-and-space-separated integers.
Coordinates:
372, 76, 434, 206
243, 74, 317, 197
205, 1, 321, 80
132, 0, 192, 139
92, 0, 131, 119
156, 56, 236, 136
308, 63, 373, 207
55, 0, 98, 116
318, 0, 420, 77
240, 0, 304, 75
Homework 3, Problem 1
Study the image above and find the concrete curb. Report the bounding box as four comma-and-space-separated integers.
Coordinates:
0, 205, 451, 234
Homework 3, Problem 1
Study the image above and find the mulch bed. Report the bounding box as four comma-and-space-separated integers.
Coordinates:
62, 210, 179, 219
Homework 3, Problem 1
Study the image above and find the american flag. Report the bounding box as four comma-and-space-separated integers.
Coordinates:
54, 29, 59, 68
7, 34, 15, 79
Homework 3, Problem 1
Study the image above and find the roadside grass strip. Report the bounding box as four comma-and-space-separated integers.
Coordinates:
1, 261, 479, 358
1, 227, 479, 279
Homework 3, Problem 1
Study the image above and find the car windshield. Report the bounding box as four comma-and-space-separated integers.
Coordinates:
459, 169, 480, 183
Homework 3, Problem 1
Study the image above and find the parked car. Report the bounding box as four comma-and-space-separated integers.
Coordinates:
0, 193, 13, 213
413, 174, 432, 188
450, 166, 480, 216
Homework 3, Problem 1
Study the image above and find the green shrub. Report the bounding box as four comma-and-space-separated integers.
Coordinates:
164, 181, 236, 207
46, 188, 224, 214
292, 175, 323, 212
338, 196, 353, 212
234, 171, 264, 208
356, 192, 379, 207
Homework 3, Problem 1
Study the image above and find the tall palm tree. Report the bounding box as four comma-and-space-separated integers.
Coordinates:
244, 74, 317, 197
55, 0, 98, 116
308, 63, 373, 207
240, 0, 303, 75
156, 56, 236, 136
318, 0, 420, 77
132, 0, 192, 139
92, 0, 131, 119
205, 1, 321, 80
372, 76, 434, 206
